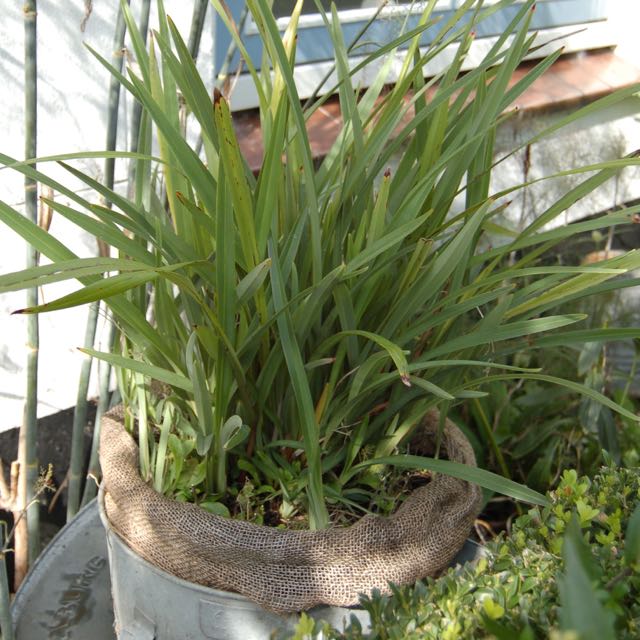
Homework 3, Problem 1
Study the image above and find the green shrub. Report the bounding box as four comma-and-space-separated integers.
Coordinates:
291, 465, 640, 639
463, 339, 640, 492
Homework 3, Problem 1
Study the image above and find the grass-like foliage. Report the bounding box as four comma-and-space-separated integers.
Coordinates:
1, 0, 639, 528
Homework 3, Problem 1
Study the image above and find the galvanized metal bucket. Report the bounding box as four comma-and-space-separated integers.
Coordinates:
99, 487, 483, 640
12, 497, 115, 639
98, 487, 371, 640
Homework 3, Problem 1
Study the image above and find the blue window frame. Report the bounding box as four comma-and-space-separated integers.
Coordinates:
214, 0, 611, 109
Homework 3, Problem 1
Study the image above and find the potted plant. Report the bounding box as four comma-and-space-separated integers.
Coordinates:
1, 0, 639, 637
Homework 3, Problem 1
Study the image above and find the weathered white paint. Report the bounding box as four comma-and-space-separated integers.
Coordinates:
0, 1, 639, 431
0, 2, 216, 431
492, 99, 640, 232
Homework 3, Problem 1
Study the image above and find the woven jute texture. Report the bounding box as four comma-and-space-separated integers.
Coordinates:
100, 408, 482, 614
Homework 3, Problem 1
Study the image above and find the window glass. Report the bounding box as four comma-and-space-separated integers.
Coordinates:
271, 0, 386, 18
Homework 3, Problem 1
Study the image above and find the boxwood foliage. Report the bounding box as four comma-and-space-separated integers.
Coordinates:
289, 466, 640, 640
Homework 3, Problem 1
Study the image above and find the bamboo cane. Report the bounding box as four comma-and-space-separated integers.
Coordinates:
103, 1, 130, 202
14, 0, 40, 590
187, 0, 208, 59
66, 301, 100, 520
126, 0, 151, 198
80, 314, 117, 508
64, 1, 131, 522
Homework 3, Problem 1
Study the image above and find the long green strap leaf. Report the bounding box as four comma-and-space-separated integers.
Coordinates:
214, 93, 259, 268
268, 240, 328, 529
531, 327, 640, 348
466, 373, 640, 422
421, 314, 586, 360
13, 262, 203, 314
351, 455, 550, 506
0, 257, 165, 293
81, 348, 192, 391
507, 251, 640, 318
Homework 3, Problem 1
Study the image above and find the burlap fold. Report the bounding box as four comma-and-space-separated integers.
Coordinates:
100, 408, 482, 614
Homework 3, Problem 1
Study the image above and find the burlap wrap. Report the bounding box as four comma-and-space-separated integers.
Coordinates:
100, 408, 482, 614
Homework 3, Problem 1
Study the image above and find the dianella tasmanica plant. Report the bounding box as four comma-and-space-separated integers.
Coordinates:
1, 0, 639, 530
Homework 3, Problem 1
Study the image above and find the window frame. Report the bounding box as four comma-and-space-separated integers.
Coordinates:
214, 0, 613, 110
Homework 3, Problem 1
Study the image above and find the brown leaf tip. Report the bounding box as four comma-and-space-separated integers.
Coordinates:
384, 168, 391, 178
213, 87, 223, 105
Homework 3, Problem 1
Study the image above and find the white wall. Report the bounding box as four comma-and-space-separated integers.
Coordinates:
0, 1, 639, 431
0, 2, 215, 431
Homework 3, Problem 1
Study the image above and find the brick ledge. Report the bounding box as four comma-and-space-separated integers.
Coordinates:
234, 49, 640, 173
